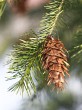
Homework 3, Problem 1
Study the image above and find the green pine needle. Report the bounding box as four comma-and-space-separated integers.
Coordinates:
39, 0, 64, 37
7, 32, 46, 95
70, 25, 82, 64
0, 0, 6, 18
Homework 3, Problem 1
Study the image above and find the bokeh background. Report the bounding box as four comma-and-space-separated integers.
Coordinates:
0, 0, 82, 110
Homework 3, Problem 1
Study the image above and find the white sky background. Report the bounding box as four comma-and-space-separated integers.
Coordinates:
0, 50, 22, 110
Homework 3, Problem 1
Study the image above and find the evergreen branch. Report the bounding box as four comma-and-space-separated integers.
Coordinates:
39, 0, 64, 37
70, 26, 82, 64
0, 0, 6, 18
7, 32, 45, 94
8, 66, 36, 95
49, 0, 64, 35
39, 0, 81, 38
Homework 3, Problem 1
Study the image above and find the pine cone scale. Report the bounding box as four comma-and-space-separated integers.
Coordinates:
42, 35, 69, 90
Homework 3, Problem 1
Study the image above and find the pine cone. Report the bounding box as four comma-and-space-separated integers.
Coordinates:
42, 35, 70, 90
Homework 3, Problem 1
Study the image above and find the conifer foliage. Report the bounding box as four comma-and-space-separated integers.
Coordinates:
0, 0, 6, 17
0, 0, 82, 95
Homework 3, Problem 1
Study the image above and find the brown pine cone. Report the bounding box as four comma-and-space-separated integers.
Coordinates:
42, 35, 70, 90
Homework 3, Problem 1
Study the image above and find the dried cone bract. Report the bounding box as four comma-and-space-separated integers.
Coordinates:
42, 35, 70, 90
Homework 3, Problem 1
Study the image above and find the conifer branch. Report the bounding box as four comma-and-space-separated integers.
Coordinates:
39, 0, 65, 37
70, 26, 82, 64
50, 0, 64, 35
0, 0, 6, 17
7, 32, 46, 94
